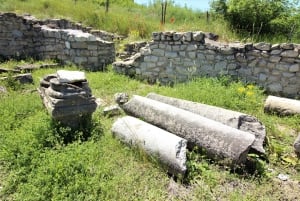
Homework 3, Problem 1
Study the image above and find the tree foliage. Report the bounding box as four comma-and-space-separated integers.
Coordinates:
210, 0, 300, 40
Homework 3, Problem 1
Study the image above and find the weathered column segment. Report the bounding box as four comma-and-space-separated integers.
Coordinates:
264, 95, 300, 115
112, 116, 187, 174
146, 92, 266, 154
121, 95, 255, 164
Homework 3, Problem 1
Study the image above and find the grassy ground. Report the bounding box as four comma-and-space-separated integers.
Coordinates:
0, 0, 297, 43
0, 60, 299, 200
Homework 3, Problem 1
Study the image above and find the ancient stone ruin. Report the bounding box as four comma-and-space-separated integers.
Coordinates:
112, 116, 187, 174
112, 93, 267, 174
146, 92, 266, 154
264, 95, 300, 115
263, 95, 300, 157
113, 31, 300, 98
0, 12, 116, 71
38, 70, 97, 128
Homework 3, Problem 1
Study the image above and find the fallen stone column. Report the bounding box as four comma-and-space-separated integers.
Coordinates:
146, 92, 266, 154
121, 95, 255, 165
111, 116, 187, 174
264, 95, 300, 115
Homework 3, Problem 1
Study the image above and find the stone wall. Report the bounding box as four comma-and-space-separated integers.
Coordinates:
0, 12, 115, 71
113, 31, 300, 98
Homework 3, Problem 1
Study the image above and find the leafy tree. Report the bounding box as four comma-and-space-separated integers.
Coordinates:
210, 0, 300, 39
210, 0, 227, 16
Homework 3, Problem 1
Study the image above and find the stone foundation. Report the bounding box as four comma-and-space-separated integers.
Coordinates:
113, 31, 300, 98
0, 12, 115, 71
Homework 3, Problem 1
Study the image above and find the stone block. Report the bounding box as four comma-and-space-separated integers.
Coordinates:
270, 49, 282, 55
74, 57, 88, 64
276, 63, 290, 71
269, 56, 281, 63
187, 44, 197, 51
71, 42, 88, 49
188, 51, 196, 59
281, 50, 299, 58
192, 31, 205, 42
165, 51, 178, 58
183, 32, 192, 41
215, 61, 227, 71
280, 43, 294, 50
289, 64, 299, 72
254, 42, 271, 51
88, 57, 98, 63
267, 83, 283, 92
152, 32, 161, 41
152, 49, 164, 57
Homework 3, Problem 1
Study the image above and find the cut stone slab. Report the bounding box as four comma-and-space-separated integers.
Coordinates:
56, 70, 86, 83
0, 73, 33, 84
112, 116, 187, 174
121, 95, 255, 165
294, 134, 300, 157
103, 105, 122, 117
264, 95, 300, 115
146, 93, 266, 154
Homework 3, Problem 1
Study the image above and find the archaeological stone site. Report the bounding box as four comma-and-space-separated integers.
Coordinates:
1, 12, 300, 174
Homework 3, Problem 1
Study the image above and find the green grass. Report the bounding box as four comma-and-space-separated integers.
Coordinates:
1, 0, 297, 43
0, 61, 299, 200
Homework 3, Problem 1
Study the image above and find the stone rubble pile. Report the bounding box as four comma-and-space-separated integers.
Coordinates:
38, 70, 97, 128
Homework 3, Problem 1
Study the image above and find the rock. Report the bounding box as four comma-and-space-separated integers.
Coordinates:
294, 134, 300, 157
114, 92, 129, 105
264, 95, 300, 115
112, 116, 187, 174
57, 70, 86, 83
0, 86, 6, 93
254, 42, 271, 51
103, 105, 122, 117
205, 32, 219, 41
277, 174, 289, 181
193, 31, 205, 42
281, 50, 299, 58
0, 73, 33, 84
121, 95, 255, 165
267, 83, 283, 93
146, 93, 266, 154
280, 43, 294, 50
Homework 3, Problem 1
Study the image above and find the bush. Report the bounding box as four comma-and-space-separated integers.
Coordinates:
211, 0, 300, 39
